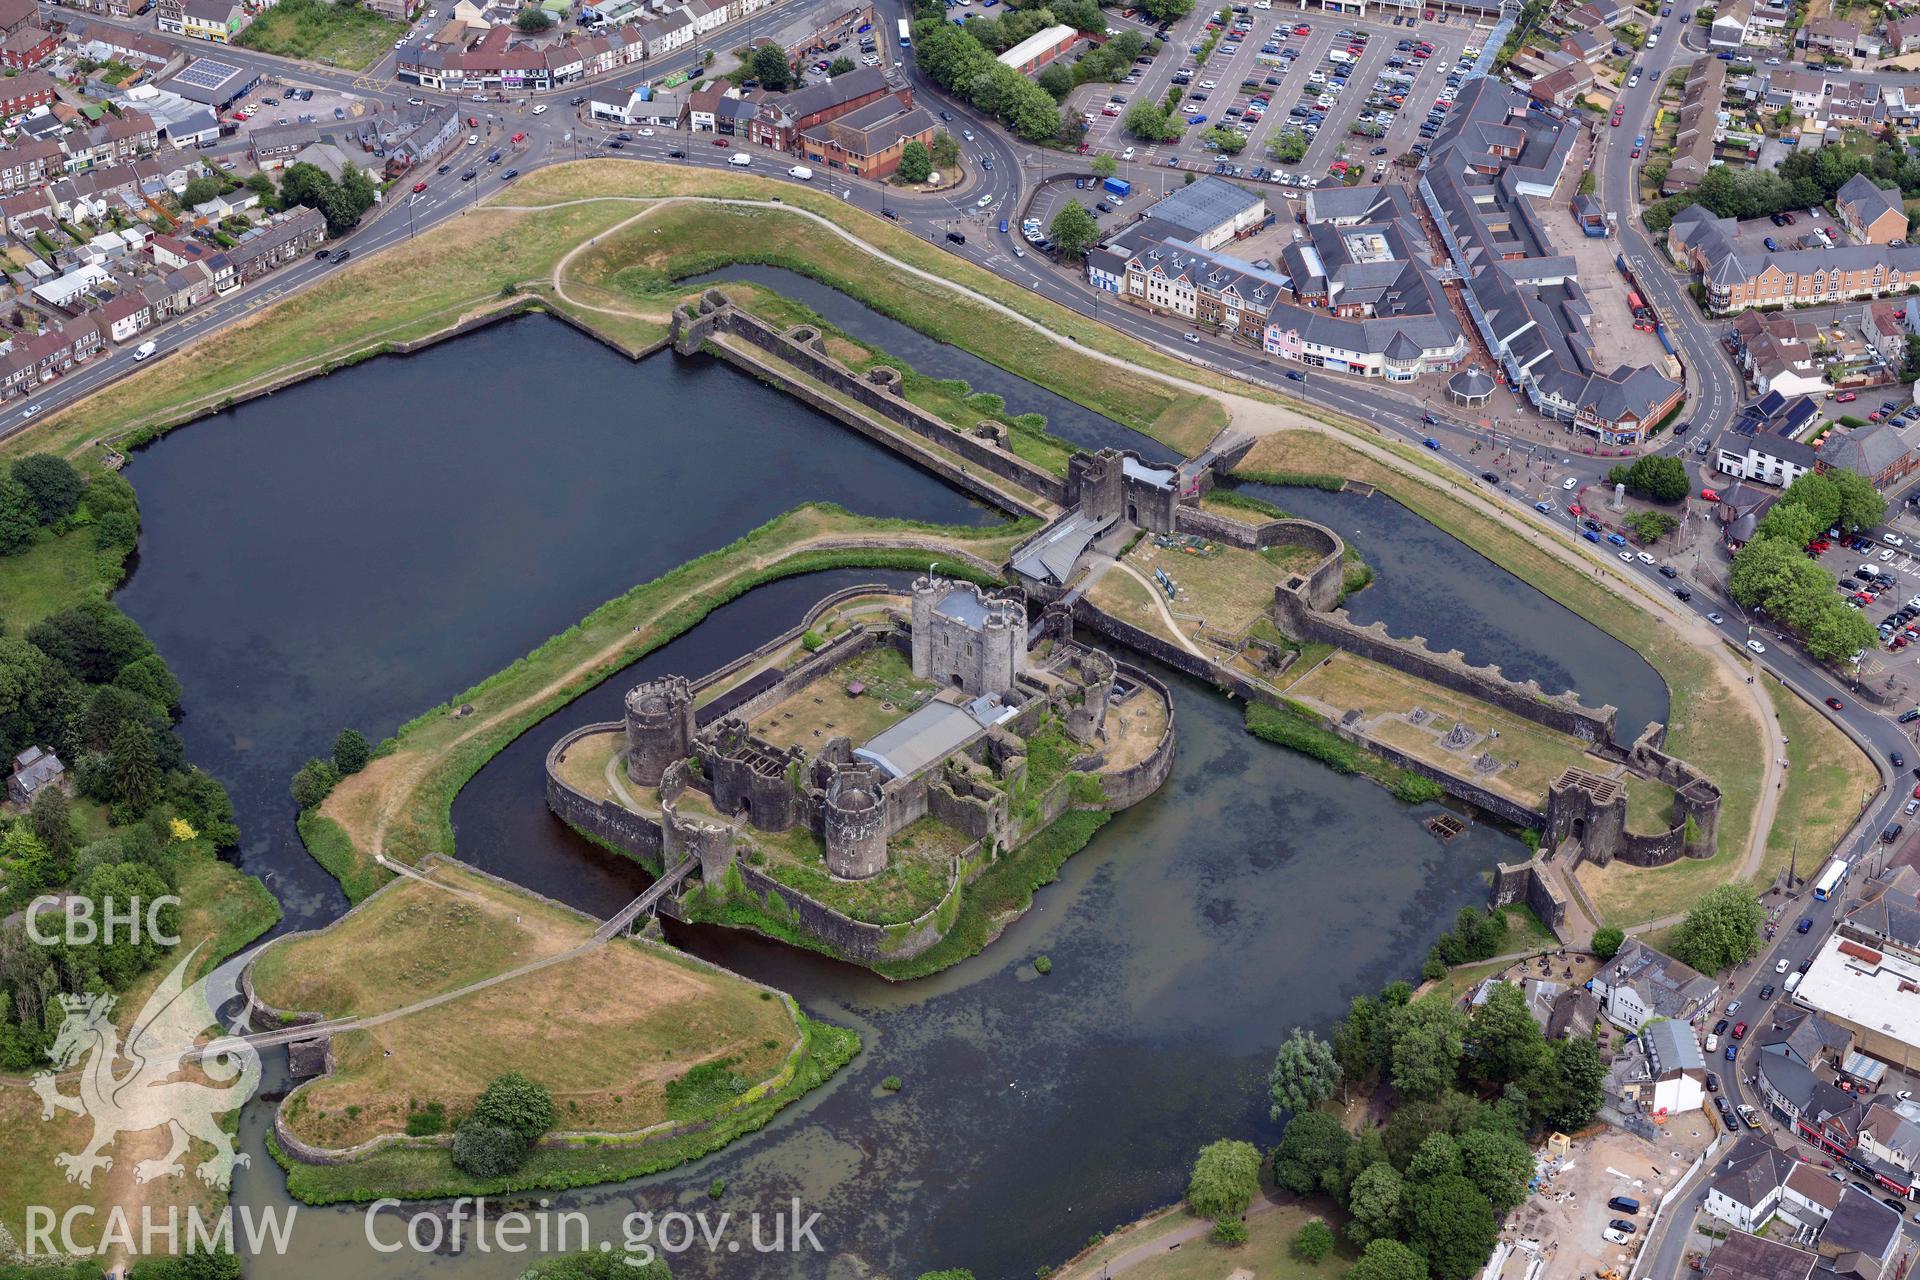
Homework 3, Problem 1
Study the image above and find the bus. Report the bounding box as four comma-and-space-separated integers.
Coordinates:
1814, 858, 1848, 902
899, 17, 911, 46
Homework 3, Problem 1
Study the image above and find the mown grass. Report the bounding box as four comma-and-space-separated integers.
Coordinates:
1758, 681, 1879, 890
0, 525, 113, 631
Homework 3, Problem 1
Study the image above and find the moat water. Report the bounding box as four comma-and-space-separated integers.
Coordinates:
680, 264, 1182, 466
105, 310, 1668, 1278
1233, 481, 1671, 738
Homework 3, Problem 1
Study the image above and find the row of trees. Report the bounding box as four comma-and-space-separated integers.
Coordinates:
912, 11, 1065, 141
450, 1070, 557, 1178
1645, 138, 1912, 233
1728, 469, 1884, 662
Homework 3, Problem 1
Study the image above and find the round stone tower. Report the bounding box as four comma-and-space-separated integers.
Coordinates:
823, 766, 888, 880
624, 675, 694, 787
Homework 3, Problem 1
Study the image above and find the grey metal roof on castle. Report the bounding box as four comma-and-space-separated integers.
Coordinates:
1419, 78, 1680, 431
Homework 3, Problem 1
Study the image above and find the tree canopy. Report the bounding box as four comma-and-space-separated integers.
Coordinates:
1268, 1026, 1340, 1119
1186, 1138, 1261, 1221
1272, 1110, 1350, 1195
1048, 201, 1101, 260
895, 139, 932, 184
1670, 883, 1764, 975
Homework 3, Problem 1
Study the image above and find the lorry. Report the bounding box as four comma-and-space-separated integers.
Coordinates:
132, 340, 157, 362
1103, 176, 1132, 197
787, 165, 813, 180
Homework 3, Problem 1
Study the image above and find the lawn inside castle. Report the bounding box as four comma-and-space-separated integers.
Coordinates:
1284, 652, 1676, 830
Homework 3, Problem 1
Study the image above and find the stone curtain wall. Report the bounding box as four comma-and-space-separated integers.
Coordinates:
1270, 571, 1620, 746
674, 295, 1068, 513
1089, 662, 1180, 810
1174, 506, 1347, 612
546, 722, 668, 871
1487, 860, 1569, 937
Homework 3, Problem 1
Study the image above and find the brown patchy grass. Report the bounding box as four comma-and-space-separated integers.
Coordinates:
1122, 535, 1285, 636
249, 863, 587, 1019
279, 941, 797, 1150
1294, 650, 1618, 807
1761, 682, 1879, 888
551, 727, 624, 801
751, 644, 935, 750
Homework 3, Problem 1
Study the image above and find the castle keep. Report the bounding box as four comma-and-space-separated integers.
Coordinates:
548, 576, 1176, 964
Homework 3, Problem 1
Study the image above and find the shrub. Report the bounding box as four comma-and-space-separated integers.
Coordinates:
1211, 1218, 1248, 1246
450, 1123, 528, 1178
882, 1075, 903, 1092
1292, 1219, 1335, 1263
470, 1071, 556, 1140
405, 1101, 447, 1136
332, 727, 371, 775
289, 758, 340, 810
1033, 955, 1052, 975
800, 629, 826, 651
1591, 926, 1624, 959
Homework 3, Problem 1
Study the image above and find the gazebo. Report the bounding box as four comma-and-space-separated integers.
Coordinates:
1447, 366, 1495, 408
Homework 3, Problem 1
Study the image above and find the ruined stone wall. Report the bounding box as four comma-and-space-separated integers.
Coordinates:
679, 297, 1068, 511
1487, 859, 1568, 938
1173, 508, 1347, 613
1089, 663, 1178, 811
1271, 571, 1619, 745
546, 722, 667, 871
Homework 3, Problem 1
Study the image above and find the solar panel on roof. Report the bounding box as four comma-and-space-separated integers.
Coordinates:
173, 57, 243, 88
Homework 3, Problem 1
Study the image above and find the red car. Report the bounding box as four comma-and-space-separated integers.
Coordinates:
1732, 1021, 1747, 1039
1700, 488, 1721, 502
1836, 391, 1858, 402
412, 180, 428, 193
712, 137, 729, 146
1827, 697, 1845, 711
1611, 116, 1623, 127
1631, 147, 1641, 158
511, 131, 526, 144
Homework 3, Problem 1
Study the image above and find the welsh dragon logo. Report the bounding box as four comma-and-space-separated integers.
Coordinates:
30, 943, 260, 1189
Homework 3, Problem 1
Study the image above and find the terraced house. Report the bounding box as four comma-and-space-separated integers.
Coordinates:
1419, 78, 1682, 442
1668, 198, 1920, 313
1086, 182, 1467, 380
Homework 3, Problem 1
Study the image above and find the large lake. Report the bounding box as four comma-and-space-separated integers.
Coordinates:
104, 310, 1665, 1278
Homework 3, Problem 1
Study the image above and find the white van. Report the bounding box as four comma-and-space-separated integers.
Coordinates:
1785, 971, 1803, 994
729, 152, 752, 166
788, 165, 813, 180
132, 340, 157, 362
1328, 49, 1355, 64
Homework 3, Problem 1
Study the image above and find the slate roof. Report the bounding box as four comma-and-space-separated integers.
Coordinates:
1597, 937, 1718, 1020
1824, 1187, 1903, 1262
1708, 1136, 1796, 1212
1817, 422, 1911, 480
1839, 172, 1906, 231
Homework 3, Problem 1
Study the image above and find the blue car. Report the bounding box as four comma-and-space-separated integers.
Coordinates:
1188, 113, 1208, 124
1607, 532, 1628, 547
1534, 501, 1553, 514
999, 217, 1008, 233
1583, 529, 1601, 543
1422, 436, 1439, 449
1726, 1043, 1738, 1061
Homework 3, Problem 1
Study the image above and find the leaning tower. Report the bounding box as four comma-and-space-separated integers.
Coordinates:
624, 675, 694, 787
